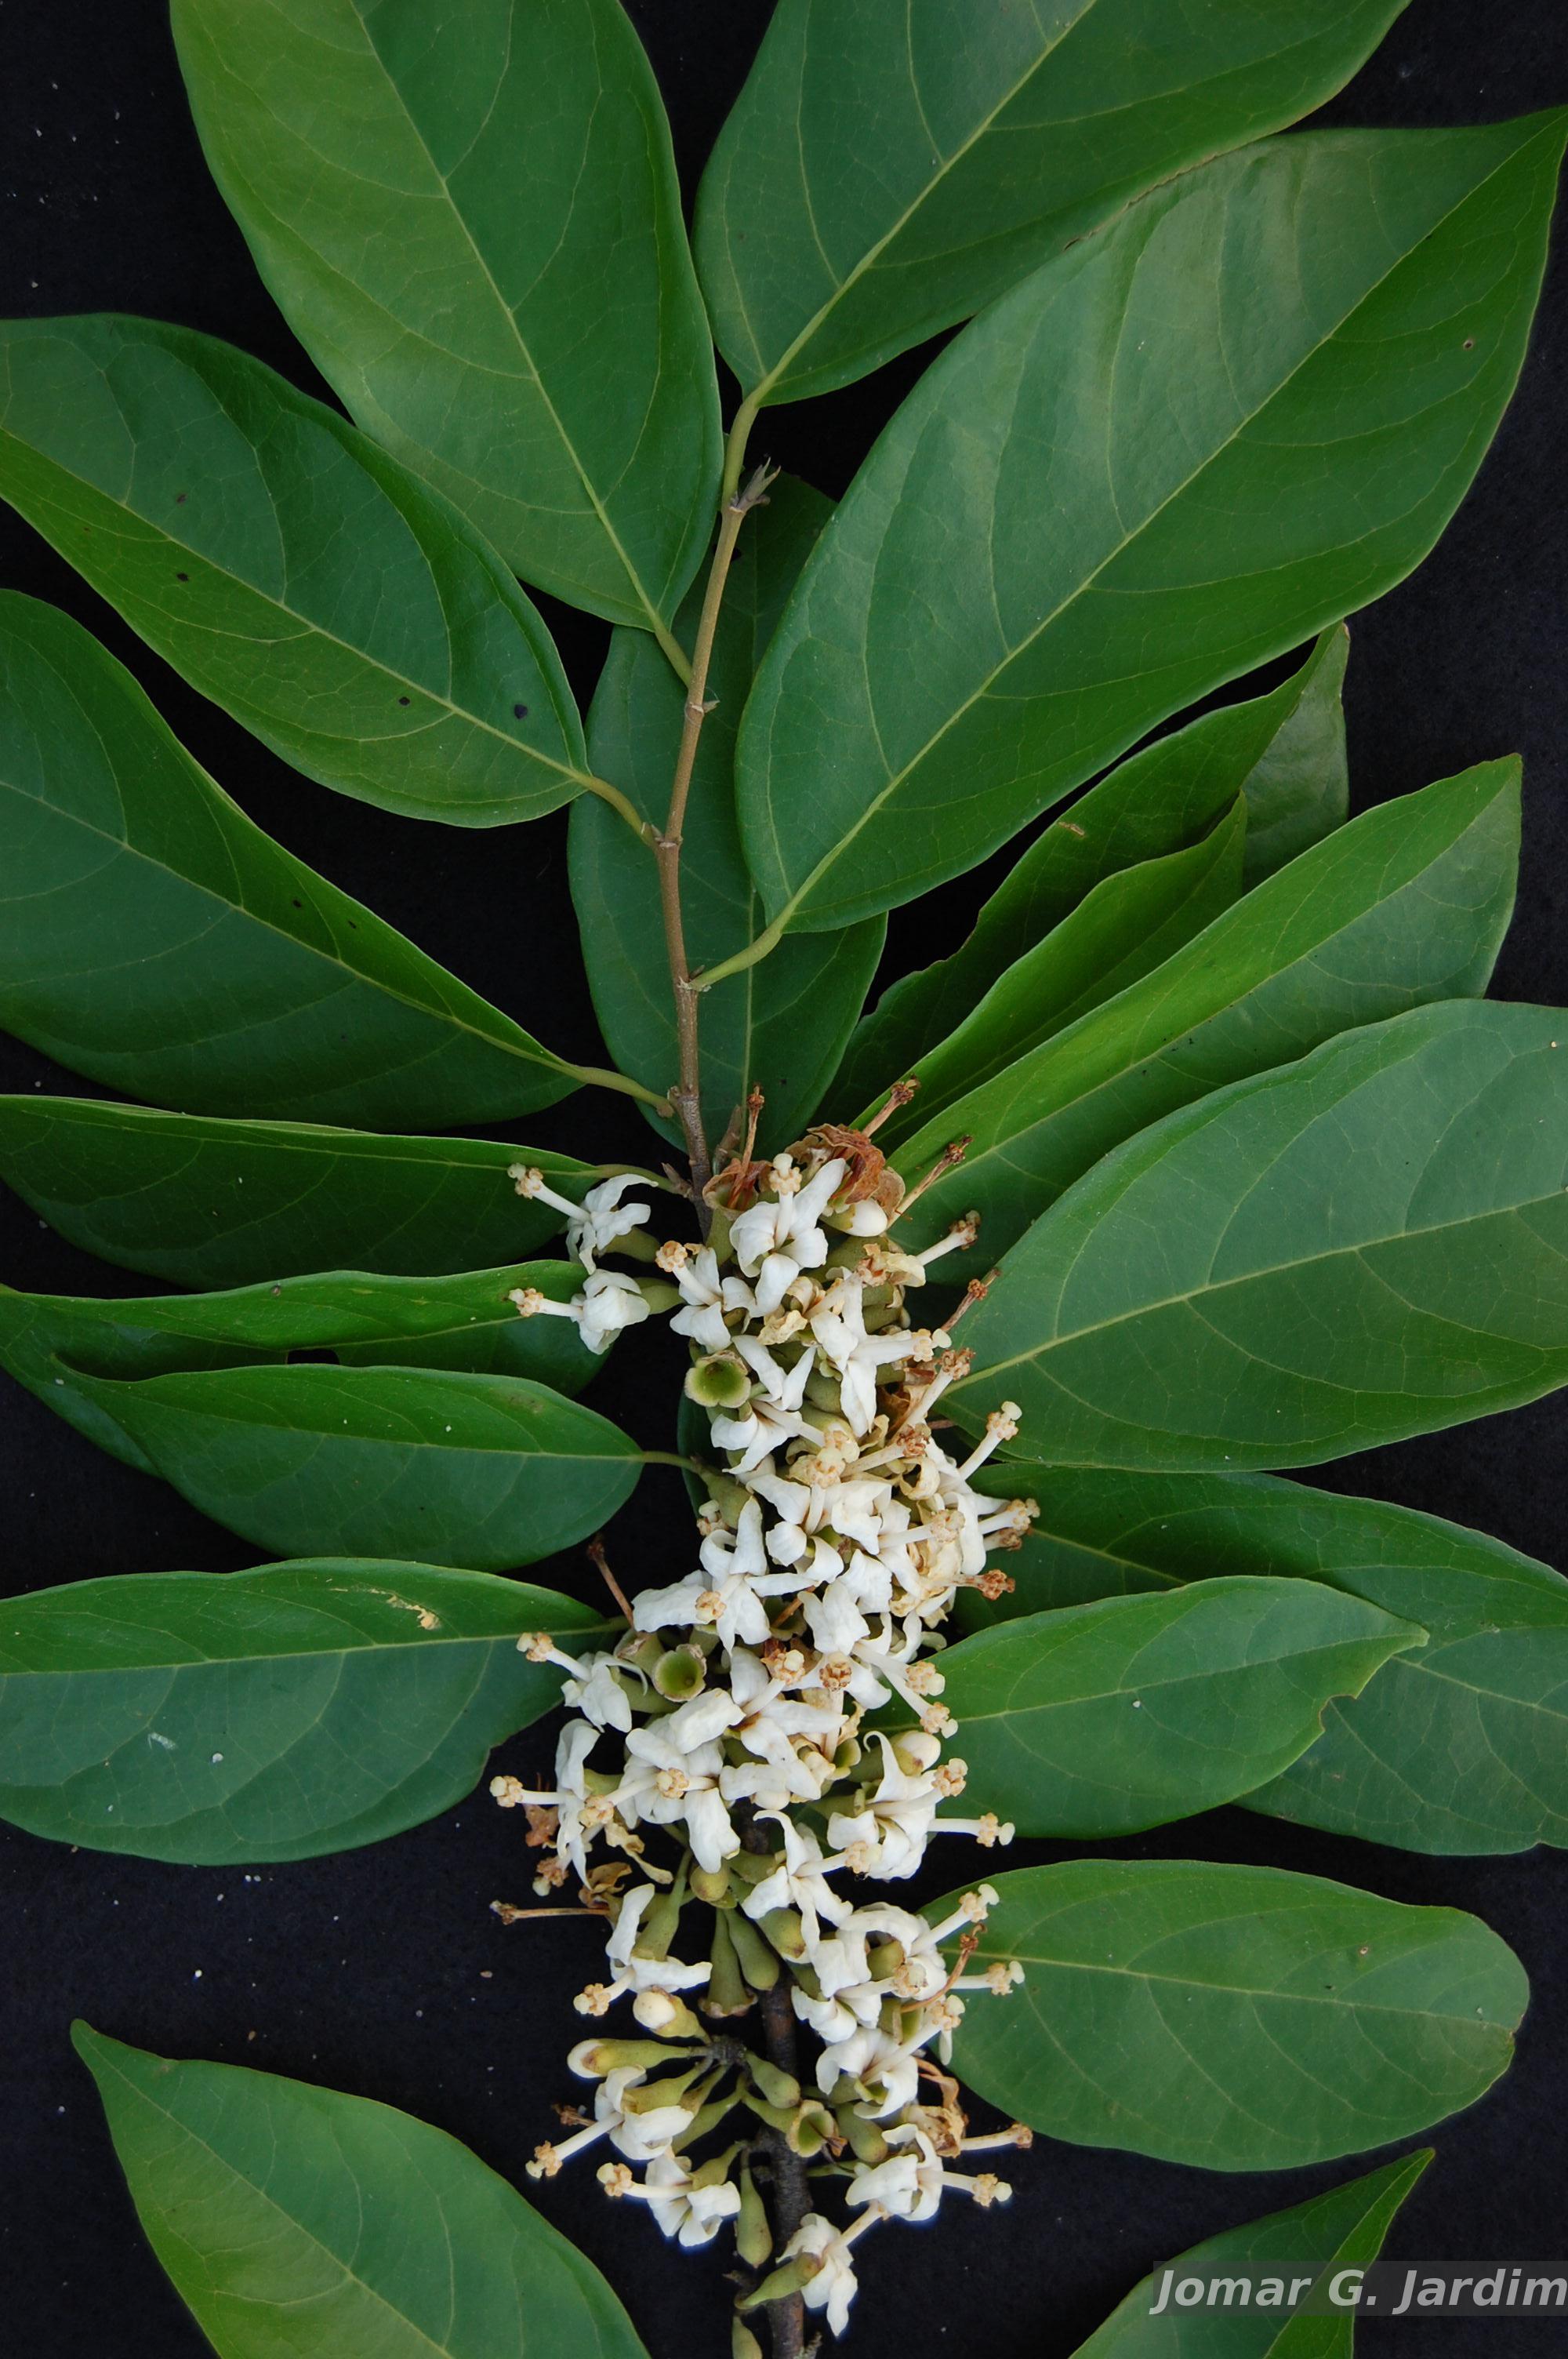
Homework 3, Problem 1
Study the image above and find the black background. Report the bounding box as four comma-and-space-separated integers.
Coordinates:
2, 4, 1567, 2352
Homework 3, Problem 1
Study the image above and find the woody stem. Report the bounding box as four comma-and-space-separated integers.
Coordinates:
657, 421, 775, 1201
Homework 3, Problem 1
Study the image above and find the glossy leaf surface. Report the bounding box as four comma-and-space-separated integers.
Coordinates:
969, 1467, 1568, 1856
951, 1001, 1568, 1470
66, 1361, 641, 1570
836, 629, 1347, 1113
573, 475, 883, 1148
0, 1099, 590, 1289
943, 1859, 1526, 2168
0, 1261, 598, 1474
861, 799, 1246, 1147
938, 1577, 1421, 1837
173, 0, 720, 633
74, 2026, 652, 2359
737, 118, 1565, 929
698, 0, 1410, 403
0, 322, 590, 823
0, 597, 578, 1125
897, 758, 1519, 1261
1072, 2152, 1429, 2357
1, 1561, 612, 1863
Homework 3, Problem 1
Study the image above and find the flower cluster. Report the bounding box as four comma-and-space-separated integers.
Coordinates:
494, 1110, 1036, 2339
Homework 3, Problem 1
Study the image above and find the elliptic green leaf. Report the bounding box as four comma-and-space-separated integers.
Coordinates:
895, 758, 1519, 1263
60, 1361, 641, 1571
74, 2026, 652, 2359
697, 0, 1410, 405
941, 1858, 1526, 2169
859, 799, 1245, 1149
572, 475, 884, 1150
967, 1466, 1568, 1857
1, 1561, 613, 1863
0, 322, 593, 824
834, 629, 1347, 1114
0, 1099, 592, 1289
736, 117, 1565, 930
938, 1578, 1422, 1838
0, 596, 584, 1125
172, 0, 720, 637
0, 1261, 600, 1474
1071, 2151, 1430, 2357
951, 1000, 1568, 1470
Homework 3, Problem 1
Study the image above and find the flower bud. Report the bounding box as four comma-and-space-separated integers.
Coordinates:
701, 1910, 753, 2019
746, 2054, 800, 2111
837, 2107, 890, 2165
632, 1990, 706, 2039
786, 2099, 836, 2157
757, 1905, 806, 1961
689, 1862, 733, 1906
568, 2037, 693, 2078
732, 2320, 765, 2359
735, 2166, 773, 2270
726, 1907, 781, 1993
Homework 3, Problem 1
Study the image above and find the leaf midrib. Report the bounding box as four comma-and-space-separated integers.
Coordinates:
987, 1943, 1508, 2025
762, 123, 1544, 926
955, 1091, 1566, 1389
337, 0, 672, 639
1, 420, 597, 795
0, 769, 566, 1084
747, 0, 1098, 400
85, 2045, 481, 2359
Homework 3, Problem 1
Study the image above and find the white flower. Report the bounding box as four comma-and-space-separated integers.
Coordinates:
598, 2066, 691, 2164
729, 1154, 847, 1281
626, 1690, 742, 1872
666, 1245, 757, 1351
603, 1885, 711, 1998
815, 2021, 924, 2118
810, 1286, 928, 1434
575, 1269, 652, 1351
559, 1651, 635, 1734
783, 2212, 863, 2336
741, 1812, 850, 1946
567, 1174, 652, 1270
638, 2150, 743, 2248
826, 1732, 942, 1879
846, 2124, 944, 2223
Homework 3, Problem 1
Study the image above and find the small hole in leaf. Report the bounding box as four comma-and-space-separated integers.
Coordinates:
175, 491, 187, 504
291, 898, 303, 908
175, 571, 189, 582
398, 695, 411, 705
514, 703, 529, 719
1463, 336, 1475, 350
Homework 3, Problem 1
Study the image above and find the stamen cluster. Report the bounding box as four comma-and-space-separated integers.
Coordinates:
494, 1110, 1036, 2337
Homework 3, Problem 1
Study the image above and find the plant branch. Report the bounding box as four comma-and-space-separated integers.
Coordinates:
656, 432, 778, 1198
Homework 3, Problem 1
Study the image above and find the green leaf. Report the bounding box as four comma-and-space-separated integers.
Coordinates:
833, 629, 1348, 1114
1, 1561, 612, 1864
938, 1578, 1422, 1839
859, 798, 1246, 1148
0, 595, 585, 1125
895, 758, 1519, 1263
0, 1261, 601, 1474
696, 0, 1410, 405
0, 1098, 593, 1288
735, 117, 1565, 930
74, 2025, 651, 2359
942, 1858, 1526, 2168
172, 0, 720, 638
950, 1000, 1568, 1471
1071, 2151, 1430, 2357
0, 320, 593, 825
57, 1361, 641, 1571
967, 1467, 1568, 1857
572, 475, 884, 1149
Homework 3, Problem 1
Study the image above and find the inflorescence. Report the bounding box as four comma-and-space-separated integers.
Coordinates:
493, 1098, 1036, 2339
